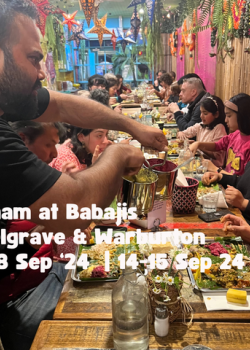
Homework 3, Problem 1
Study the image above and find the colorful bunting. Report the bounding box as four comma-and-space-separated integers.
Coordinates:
62, 11, 79, 32
111, 29, 117, 50
88, 14, 113, 46
69, 21, 89, 48
130, 6, 141, 41
79, 0, 95, 27
116, 28, 136, 52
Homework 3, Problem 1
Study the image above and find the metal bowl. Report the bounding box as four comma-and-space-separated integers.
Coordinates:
117, 169, 158, 216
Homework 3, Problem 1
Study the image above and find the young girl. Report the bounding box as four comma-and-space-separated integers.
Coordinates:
190, 93, 250, 175
177, 96, 227, 167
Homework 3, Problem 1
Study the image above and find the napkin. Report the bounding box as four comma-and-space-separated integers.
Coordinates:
198, 191, 228, 208
203, 291, 250, 311
175, 169, 189, 187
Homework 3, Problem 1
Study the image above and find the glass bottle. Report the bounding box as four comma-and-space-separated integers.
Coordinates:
112, 266, 149, 350
178, 139, 193, 178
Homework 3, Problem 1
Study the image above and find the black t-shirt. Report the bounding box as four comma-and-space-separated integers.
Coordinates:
0, 88, 62, 280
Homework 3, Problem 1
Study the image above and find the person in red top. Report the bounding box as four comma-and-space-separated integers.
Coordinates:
116, 74, 132, 98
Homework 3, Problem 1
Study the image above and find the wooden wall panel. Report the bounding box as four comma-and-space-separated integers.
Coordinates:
215, 38, 250, 100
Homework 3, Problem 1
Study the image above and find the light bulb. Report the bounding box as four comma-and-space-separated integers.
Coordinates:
167, 13, 171, 18
139, 8, 144, 14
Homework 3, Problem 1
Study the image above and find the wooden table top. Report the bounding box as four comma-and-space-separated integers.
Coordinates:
53, 207, 247, 323
31, 320, 250, 350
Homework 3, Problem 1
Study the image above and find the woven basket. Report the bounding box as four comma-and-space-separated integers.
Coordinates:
147, 269, 183, 323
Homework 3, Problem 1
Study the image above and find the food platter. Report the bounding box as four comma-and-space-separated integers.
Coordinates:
71, 228, 145, 283
186, 237, 250, 292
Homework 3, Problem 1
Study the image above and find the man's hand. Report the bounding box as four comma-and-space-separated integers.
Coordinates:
202, 172, 222, 186
222, 214, 250, 242
225, 186, 249, 211
168, 103, 180, 114
115, 144, 144, 176
132, 125, 168, 152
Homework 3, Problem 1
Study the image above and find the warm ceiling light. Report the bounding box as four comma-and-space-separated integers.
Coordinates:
167, 13, 171, 18
139, 8, 144, 14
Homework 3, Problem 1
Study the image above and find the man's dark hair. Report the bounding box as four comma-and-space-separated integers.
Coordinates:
159, 73, 173, 87
0, 0, 37, 49
178, 73, 206, 91
9, 120, 66, 144
116, 74, 123, 80
87, 74, 107, 90
229, 93, 250, 135
89, 89, 110, 107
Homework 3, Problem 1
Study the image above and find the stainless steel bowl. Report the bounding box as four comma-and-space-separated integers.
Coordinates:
143, 159, 178, 200
117, 169, 158, 216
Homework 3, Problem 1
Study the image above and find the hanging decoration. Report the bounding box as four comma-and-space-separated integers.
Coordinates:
145, 0, 156, 26
62, 11, 79, 32
116, 28, 136, 52
111, 29, 117, 50
130, 6, 141, 41
168, 31, 178, 57
69, 21, 89, 48
79, 0, 95, 27
127, 0, 145, 8
31, 0, 60, 37
88, 14, 113, 46
232, 0, 245, 30
93, 1, 100, 23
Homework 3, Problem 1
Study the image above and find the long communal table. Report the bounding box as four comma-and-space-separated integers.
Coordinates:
30, 320, 250, 350
31, 207, 250, 350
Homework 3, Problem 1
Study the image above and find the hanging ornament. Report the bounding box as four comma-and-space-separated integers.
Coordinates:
127, 0, 145, 8
88, 14, 113, 46
111, 29, 117, 50
93, 2, 100, 23
145, 0, 156, 26
232, 0, 246, 30
62, 11, 79, 32
31, 0, 54, 36
69, 21, 89, 48
130, 6, 141, 41
116, 28, 136, 52
79, 0, 95, 27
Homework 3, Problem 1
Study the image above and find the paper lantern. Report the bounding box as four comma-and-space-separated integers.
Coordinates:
79, 0, 95, 27
69, 21, 89, 48
130, 6, 141, 41
88, 14, 113, 46
62, 11, 79, 32
111, 29, 117, 50
116, 28, 136, 52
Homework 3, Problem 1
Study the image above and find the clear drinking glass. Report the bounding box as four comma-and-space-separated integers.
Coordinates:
202, 192, 219, 213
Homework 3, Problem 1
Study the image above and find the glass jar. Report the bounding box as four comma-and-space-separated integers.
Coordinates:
112, 267, 149, 350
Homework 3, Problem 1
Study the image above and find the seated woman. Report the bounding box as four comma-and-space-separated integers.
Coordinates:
104, 73, 122, 113
202, 164, 250, 224
50, 90, 111, 172
116, 74, 131, 99
189, 93, 250, 175
153, 73, 173, 103
177, 96, 227, 167
167, 83, 181, 104
88, 74, 107, 91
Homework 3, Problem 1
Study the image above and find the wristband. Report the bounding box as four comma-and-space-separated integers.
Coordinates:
217, 167, 223, 173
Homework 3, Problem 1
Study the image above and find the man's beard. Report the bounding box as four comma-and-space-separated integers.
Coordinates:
0, 49, 42, 119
